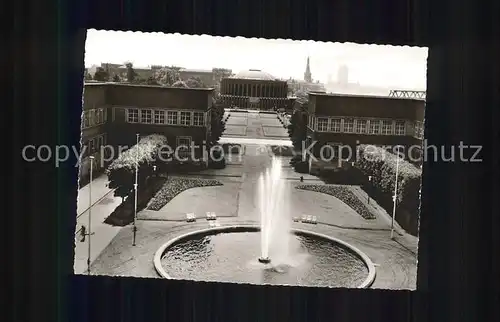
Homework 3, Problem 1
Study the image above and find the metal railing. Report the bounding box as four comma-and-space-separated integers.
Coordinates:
388, 90, 426, 100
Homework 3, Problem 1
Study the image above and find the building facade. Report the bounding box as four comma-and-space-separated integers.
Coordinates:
305, 93, 425, 172
219, 69, 289, 110
80, 83, 214, 180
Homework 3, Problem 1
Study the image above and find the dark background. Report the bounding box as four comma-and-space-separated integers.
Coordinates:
8, 0, 499, 321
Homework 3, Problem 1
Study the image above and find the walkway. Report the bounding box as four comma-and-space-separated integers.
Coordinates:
74, 173, 122, 274
77, 174, 114, 216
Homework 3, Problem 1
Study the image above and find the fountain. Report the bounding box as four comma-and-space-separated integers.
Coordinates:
258, 157, 289, 265
153, 156, 377, 288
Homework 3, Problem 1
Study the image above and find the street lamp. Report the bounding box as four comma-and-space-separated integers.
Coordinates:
390, 148, 401, 239
87, 155, 95, 274
367, 175, 372, 204
132, 134, 139, 246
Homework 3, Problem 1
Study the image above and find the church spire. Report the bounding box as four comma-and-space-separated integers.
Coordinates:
304, 56, 312, 83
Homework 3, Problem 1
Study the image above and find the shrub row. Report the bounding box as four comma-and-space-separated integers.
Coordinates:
147, 177, 223, 211
107, 134, 167, 172
296, 184, 376, 219
355, 145, 422, 212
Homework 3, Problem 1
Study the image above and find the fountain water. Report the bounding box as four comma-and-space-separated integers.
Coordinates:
258, 157, 292, 265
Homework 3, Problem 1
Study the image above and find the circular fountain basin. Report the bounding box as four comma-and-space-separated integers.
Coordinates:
154, 226, 376, 288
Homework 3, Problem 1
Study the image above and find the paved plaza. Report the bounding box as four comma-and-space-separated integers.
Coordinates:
77, 111, 418, 289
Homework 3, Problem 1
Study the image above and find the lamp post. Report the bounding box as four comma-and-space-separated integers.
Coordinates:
87, 155, 95, 274
132, 133, 139, 246
367, 175, 372, 204
390, 148, 401, 239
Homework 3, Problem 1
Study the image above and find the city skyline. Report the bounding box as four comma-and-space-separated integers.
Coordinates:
85, 30, 428, 90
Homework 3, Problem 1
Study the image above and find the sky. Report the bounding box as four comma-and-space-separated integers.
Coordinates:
85, 29, 428, 90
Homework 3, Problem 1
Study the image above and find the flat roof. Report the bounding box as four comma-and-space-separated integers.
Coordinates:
179, 68, 213, 73
83, 82, 214, 91
309, 91, 424, 102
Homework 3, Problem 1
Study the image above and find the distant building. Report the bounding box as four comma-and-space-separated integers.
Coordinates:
288, 57, 326, 95
304, 57, 312, 83
337, 65, 349, 84
80, 83, 214, 181
305, 92, 425, 173
219, 69, 290, 111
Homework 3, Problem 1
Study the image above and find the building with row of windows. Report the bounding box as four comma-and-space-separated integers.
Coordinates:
305, 92, 425, 172
80, 83, 214, 180
219, 69, 291, 111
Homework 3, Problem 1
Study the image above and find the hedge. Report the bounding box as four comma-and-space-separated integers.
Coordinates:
355, 145, 422, 213
147, 177, 223, 211
104, 176, 167, 226
296, 184, 375, 219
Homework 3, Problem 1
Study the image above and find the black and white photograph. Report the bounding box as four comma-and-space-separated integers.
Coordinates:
74, 29, 427, 290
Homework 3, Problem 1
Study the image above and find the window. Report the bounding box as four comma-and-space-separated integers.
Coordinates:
193, 112, 205, 126
92, 110, 98, 125
180, 111, 192, 126
176, 136, 192, 155
369, 119, 381, 134
127, 108, 139, 123
419, 121, 425, 138
98, 108, 105, 124
95, 109, 101, 124
88, 138, 95, 154
395, 120, 406, 135
414, 121, 424, 139
166, 111, 177, 125
88, 110, 95, 127
141, 109, 153, 124
382, 120, 393, 135
154, 110, 165, 124
356, 119, 368, 134
97, 136, 103, 152
83, 111, 90, 128
343, 118, 354, 133
177, 136, 192, 147
103, 108, 107, 122
317, 118, 329, 132
329, 118, 341, 133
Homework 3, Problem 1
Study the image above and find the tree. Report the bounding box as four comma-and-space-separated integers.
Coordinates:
287, 92, 308, 151
185, 76, 205, 88
84, 71, 93, 81
93, 67, 109, 82
208, 99, 226, 146
155, 66, 181, 86
112, 74, 121, 82
106, 135, 167, 201
146, 76, 159, 85
172, 80, 188, 88
125, 62, 137, 83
